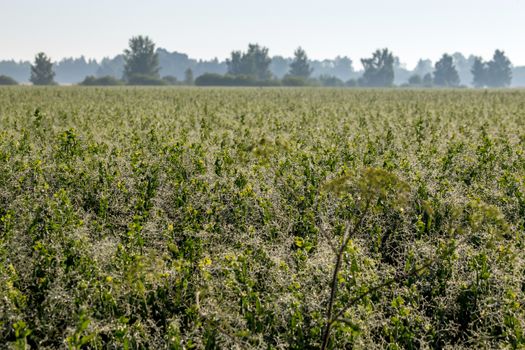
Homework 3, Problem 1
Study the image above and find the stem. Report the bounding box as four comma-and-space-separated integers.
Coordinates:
321, 199, 370, 350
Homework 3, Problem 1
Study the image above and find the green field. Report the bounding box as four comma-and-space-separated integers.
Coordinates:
1, 87, 525, 348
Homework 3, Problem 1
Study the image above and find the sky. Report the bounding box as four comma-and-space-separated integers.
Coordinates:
1, 0, 524, 69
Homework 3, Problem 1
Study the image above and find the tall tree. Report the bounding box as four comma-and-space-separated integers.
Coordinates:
413, 59, 433, 77
433, 54, 460, 87
270, 56, 292, 79
471, 56, 487, 88
123, 36, 159, 81
184, 68, 194, 85
486, 50, 512, 87
331, 56, 355, 81
289, 47, 313, 78
247, 44, 271, 80
55, 56, 99, 84
360, 49, 395, 87
226, 51, 243, 76
96, 55, 125, 78
30, 52, 55, 85
226, 44, 272, 80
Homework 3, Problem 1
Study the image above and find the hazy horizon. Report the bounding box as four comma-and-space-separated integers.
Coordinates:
1, 0, 524, 70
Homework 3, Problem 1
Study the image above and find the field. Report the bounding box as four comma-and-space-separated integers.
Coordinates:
1, 87, 525, 349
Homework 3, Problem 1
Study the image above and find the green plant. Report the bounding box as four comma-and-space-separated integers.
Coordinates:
0, 88, 524, 348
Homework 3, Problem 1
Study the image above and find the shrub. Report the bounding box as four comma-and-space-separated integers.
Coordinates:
318, 75, 344, 87
282, 76, 309, 86
162, 75, 179, 85
79, 76, 123, 86
345, 78, 358, 87
408, 74, 422, 86
0, 75, 18, 85
127, 74, 167, 86
195, 73, 281, 87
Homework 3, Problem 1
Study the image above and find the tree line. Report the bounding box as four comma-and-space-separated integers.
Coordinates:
0, 36, 515, 87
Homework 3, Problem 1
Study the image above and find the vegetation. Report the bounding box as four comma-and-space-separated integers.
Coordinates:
0, 30, 521, 87
0, 75, 18, 85
2, 35, 518, 87
408, 74, 422, 86
281, 76, 310, 86
422, 73, 433, 87
162, 75, 179, 85
471, 50, 513, 88
30, 53, 56, 86
360, 49, 395, 87
1, 87, 525, 348
184, 68, 194, 86
433, 54, 460, 87
288, 47, 313, 79
123, 36, 160, 84
195, 73, 280, 86
126, 74, 167, 86
318, 75, 345, 87
226, 44, 272, 81
471, 57, 487, 88
79, 75, 123, 86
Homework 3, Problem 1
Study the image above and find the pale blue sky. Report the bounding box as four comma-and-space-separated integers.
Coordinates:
1, 0, 524, 68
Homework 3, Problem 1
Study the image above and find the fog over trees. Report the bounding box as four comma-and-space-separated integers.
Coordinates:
0, 37, 524, 86
433, 54, 460, 87
123, 36, 160, 83
288, 47, 313, 79
359, 49, 395, 87
30, 53, 56, 85
226, 44, 272, 80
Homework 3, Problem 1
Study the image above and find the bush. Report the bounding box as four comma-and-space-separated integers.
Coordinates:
195, 73, 281, 87
162, 75, 179, 85
345, 78, 358, 87
318, 75, 344, 87
127, 74, 167, 86
0, 75, 18, 85
282, 76, 309, 86
79, 76, 123, 86
408, 74, 422, 86
195, 73, 228, 86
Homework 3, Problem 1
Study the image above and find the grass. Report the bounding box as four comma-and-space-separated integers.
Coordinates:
1, 87, 525, 348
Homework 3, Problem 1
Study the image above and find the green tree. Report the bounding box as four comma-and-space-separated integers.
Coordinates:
408, 74, 422, 86
422, 73, 433, 87
471, 56, 487, 88
486, 50, 512, 87
433, 54, 460, 87
226, 51, 243, 76
123, 36, 159, 82
184, 68, 194, 85
226, 44, 272, 80
289, 47, 313, 79
360, 48, 395, 87
30, 52, 55, 85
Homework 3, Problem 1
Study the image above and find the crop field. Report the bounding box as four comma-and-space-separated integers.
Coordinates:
1, 87, 525, 349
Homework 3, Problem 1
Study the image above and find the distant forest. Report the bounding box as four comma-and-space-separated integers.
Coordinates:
2, 46, 525, 87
